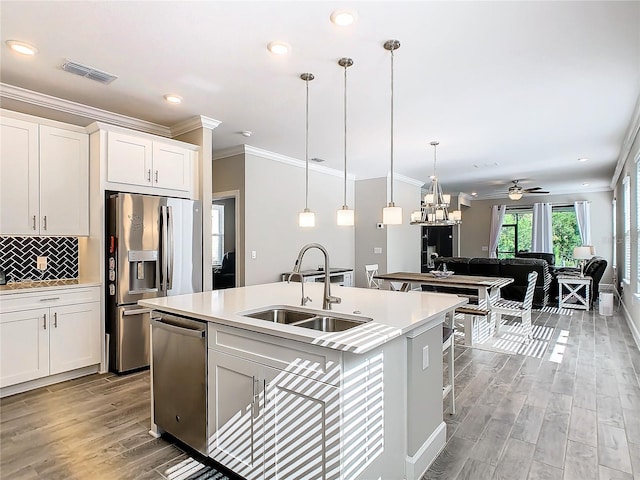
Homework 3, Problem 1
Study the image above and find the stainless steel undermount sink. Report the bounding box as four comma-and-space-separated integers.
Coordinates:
240, 307, 371, 332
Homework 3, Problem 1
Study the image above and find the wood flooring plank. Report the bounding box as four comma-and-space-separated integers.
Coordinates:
455, 458, 495, 480
525, 460, 562, 480
628, 442, 640, 479
492, 393, 526, 425
510, 404, 545, 444
572, 379, 597, 411
568, 406, 597, 447
532, 412, 570, 469
424, 435, 476, 480
563, 440, 597, 480
597, 465, 634, 480
469, 419, 512, 466
597, 422, 633, 474
492, 437, 536, 480
597, 394, 625, 428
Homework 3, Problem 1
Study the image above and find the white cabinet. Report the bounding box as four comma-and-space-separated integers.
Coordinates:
0, 287, 101, 389
107, 130, 192, 192
0, 114, 89, 236
208, 349, 340, 480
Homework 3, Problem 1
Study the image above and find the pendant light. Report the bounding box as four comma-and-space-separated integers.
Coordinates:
299, 73, 316, 227
382, 40, 402, 225
337, 57, 355, 226
410, 141, 462, 225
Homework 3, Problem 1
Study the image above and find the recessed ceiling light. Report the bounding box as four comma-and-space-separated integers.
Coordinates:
583, 183, 590, 187
578, 157, 588, 162
267, 41, 291, 55
163, 94, 182, 104
6, 40, 38, 56
241, 131, 252, 137
330, 10, 357, 26
471, 192, 478, 196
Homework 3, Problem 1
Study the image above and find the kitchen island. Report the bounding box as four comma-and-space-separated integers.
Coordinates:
140, 281, 466, 480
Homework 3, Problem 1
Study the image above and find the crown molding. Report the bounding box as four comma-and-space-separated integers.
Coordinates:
214, 144, 356, 180
391, 172, 425, 187
171, 115, 221, 136
0, 83, 172, 137
611, 92, 640, 188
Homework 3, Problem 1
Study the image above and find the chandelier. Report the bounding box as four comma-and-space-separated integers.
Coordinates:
410, 141, 462, 226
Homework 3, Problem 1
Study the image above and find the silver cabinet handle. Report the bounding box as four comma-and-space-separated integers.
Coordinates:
154, 170, 159, 183
42, 216, 47, 230
43, 314, 47, 330
32, 215, 36, 230
53, 312, 58, 328
147, 169, 151, 182
39, 297, 60, 302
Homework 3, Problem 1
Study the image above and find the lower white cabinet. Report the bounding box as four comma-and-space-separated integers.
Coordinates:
208, 349, 340, 480
0, 287, 101, 388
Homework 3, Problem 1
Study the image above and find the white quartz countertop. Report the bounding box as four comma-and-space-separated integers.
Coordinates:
139, 282, 467, 353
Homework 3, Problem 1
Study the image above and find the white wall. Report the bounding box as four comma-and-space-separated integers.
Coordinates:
238, 150, 355, 286
387, 178, 422, 274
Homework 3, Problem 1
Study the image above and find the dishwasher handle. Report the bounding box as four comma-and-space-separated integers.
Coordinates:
151, 317, 206, 338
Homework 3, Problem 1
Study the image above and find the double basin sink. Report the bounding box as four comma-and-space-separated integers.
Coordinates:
241, 306, 371, 333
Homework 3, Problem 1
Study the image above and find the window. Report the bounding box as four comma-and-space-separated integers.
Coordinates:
497, 206, 582, 266
212, 204, 224, 267
623, 175, 631, 282
497, 211, 532, 258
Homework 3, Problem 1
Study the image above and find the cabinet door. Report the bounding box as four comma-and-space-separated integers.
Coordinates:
208, 350, 265, 480
152, 141, 191, 191
107, 131, 153, 186
39, 126, 89, 236
49, 302, 100, 375
0, 117, 39, 235
0, 308, 49, 387
264, 367, 340, 480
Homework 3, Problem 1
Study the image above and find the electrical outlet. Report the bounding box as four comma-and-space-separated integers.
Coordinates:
36, 256, 47, 270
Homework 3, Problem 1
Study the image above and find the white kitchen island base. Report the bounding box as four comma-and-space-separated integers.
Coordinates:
140, 282, 465, 480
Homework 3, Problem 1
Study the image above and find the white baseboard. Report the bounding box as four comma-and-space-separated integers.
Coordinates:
622, 299, 640, 351
0, 364, 100, 398
405, 421, 446, 480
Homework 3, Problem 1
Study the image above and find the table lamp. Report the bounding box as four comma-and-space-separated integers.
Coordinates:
573, 245, 594, 277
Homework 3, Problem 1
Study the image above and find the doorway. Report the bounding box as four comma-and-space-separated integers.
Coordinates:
212, 191, 239, 290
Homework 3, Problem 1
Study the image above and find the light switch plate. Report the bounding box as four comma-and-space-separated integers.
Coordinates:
251, 250, 257, 259
36, 256, 47, 270
422, 345, 429, 369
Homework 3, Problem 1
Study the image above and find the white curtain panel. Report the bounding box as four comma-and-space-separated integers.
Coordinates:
488, 205, 506, 258
532, 202, 553, 253
574, 201, 592, 245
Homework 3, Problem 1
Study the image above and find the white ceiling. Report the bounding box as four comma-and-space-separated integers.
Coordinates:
1, 1, 639, 199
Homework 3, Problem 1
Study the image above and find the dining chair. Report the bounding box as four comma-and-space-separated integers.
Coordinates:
365, 264, 382, 289
492, 271, 538, 342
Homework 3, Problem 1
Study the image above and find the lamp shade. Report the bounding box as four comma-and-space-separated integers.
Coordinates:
336, 207, 354, 226
299, 210, 315, 227
383, 205, 402, 225
573, 246, 593, 260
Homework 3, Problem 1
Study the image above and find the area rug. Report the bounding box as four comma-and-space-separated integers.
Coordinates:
453, 315, 555, 358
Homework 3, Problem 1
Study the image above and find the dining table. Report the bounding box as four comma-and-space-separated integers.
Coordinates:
374, 271, 515, 345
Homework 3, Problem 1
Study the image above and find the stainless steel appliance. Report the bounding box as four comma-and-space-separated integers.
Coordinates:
106, 192, 202, 373
151, 313, 207, 455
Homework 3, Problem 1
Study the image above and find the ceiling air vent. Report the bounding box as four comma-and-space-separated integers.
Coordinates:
61, 60, 118, 85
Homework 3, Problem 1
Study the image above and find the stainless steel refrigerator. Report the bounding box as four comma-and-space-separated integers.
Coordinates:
106, 192, 202, 373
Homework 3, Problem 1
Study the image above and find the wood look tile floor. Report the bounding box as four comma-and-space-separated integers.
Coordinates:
1, 308, 638, 480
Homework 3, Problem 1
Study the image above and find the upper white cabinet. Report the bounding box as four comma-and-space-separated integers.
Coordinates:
106, 130, 193, 192
0, 114, 89, 236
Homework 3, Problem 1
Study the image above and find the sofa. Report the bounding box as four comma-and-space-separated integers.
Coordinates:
213, 251, 236, 289
516, 251, 555, 267
433, 256, 552, 308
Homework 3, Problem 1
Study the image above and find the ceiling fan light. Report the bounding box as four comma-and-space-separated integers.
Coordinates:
508, 190, 523, 200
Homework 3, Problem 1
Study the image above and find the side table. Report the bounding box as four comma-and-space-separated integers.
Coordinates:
558, 274, 592, 310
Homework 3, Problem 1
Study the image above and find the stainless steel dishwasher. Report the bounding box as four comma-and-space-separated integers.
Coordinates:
151, 313, 207, 455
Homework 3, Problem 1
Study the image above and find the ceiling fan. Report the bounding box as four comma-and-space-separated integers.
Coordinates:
507, 180, 549, 200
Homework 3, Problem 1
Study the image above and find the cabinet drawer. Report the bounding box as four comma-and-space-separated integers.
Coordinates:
208, 323, 342, 386
0, 287, 100, 314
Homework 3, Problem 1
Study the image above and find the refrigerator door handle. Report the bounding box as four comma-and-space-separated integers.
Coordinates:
167, 206, 174, 291
160, 205, 168, 292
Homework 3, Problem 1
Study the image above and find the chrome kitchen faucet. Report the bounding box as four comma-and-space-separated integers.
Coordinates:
288, 243, 341, 310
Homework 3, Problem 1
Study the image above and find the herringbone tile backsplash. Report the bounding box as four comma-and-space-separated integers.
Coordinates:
0, 237, 79, 282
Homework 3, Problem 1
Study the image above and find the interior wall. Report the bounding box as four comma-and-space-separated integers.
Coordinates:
459, 190, 615, 280
213, 154, 245, 286
386, 179, 422, 274
613, 128, 640, 346
243, 152, 355, 286
355, 178, 387, 287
